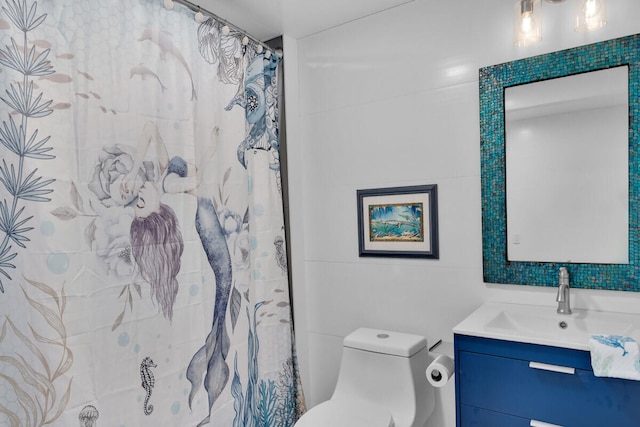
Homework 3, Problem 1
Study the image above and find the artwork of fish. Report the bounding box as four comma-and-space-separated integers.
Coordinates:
39, 73, 72, 83
138, 28, 197, 100
30, 39, 51, 49
130, 63, 167, 93
78, 70, 94, 80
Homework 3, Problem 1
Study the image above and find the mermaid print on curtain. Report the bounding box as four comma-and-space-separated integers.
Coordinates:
0, 1, 304, 426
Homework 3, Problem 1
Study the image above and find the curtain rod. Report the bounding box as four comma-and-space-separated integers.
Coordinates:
167, 0, 279, 56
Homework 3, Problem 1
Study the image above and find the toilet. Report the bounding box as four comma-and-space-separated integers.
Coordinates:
295, 328, 435, 427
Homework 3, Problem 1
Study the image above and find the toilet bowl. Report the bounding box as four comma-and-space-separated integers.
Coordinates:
295, 328, 435, 427
294, 398, 394, 427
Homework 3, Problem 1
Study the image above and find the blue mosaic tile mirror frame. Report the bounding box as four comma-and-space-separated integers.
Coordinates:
480, 34, 640, 291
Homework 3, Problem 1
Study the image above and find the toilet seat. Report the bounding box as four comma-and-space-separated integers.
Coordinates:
295, 398, 394, 427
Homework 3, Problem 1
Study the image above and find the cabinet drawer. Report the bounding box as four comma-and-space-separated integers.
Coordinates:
459, 350, 640, 426
460, 405, 530, 427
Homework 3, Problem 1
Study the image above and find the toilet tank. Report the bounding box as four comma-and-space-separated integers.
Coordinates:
332, 328, 435, 427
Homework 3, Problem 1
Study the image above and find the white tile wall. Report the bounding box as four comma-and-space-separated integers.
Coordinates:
284, 1, 640, 426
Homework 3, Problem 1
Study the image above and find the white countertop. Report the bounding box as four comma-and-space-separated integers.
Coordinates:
453, 302, 640, 351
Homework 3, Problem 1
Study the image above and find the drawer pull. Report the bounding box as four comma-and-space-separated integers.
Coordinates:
530, 420, 563, 427
528, 361, 575, 375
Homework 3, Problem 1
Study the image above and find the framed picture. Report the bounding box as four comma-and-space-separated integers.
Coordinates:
357, 184, 439, 259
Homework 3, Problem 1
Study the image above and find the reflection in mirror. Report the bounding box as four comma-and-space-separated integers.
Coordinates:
505, 67, 629, 264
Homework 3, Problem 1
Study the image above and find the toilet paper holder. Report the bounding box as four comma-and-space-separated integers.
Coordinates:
428, 339, 444, 352
426, 339, 455, 388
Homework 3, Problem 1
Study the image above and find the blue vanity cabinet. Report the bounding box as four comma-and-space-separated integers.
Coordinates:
454, 334, 640, 427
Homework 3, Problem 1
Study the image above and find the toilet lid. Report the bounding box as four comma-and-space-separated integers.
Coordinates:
295, 399, 394, 427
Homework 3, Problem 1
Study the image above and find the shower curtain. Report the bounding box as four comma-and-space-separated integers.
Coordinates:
0, 0, 304, 426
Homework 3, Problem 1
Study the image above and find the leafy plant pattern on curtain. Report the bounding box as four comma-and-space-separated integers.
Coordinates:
0, 0, 56, 293
231, 302, 300, 427
0, 276, 72, 426
0, 0, 303, 426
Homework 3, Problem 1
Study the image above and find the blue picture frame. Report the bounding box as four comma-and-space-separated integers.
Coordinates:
480, 34, 640, 290
357, 185, 439, 259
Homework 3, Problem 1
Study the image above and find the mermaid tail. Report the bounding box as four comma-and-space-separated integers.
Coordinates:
187, 319, 230, 427
186, 197, 233, 425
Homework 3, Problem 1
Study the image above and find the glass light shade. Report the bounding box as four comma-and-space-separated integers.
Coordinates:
514, 0, 542, 47
575, 0, 607, 32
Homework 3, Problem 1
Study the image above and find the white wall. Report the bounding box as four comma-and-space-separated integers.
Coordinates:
284, 1, 640, 426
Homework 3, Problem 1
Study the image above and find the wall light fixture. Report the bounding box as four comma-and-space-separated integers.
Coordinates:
574, 0, 607, 32
514, 0, 542, 47
514, 0, 607, 46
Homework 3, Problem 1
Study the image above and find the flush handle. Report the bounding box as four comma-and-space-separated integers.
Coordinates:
528, 361, 575, 375
530, 420, 563, 427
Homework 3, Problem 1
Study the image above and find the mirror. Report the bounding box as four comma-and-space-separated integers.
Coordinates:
505, 67, 629, 264
479, 34, 640, 290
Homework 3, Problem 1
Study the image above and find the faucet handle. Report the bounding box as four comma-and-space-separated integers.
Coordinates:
559, 267, 569, 286
556, 267, 572, 314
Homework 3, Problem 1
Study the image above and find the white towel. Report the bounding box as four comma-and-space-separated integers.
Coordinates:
589, 335, 640, 380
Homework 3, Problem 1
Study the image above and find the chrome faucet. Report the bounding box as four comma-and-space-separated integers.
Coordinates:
556, 267, 572, 315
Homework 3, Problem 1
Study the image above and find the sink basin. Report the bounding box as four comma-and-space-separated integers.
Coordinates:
453, 302, 640, 350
